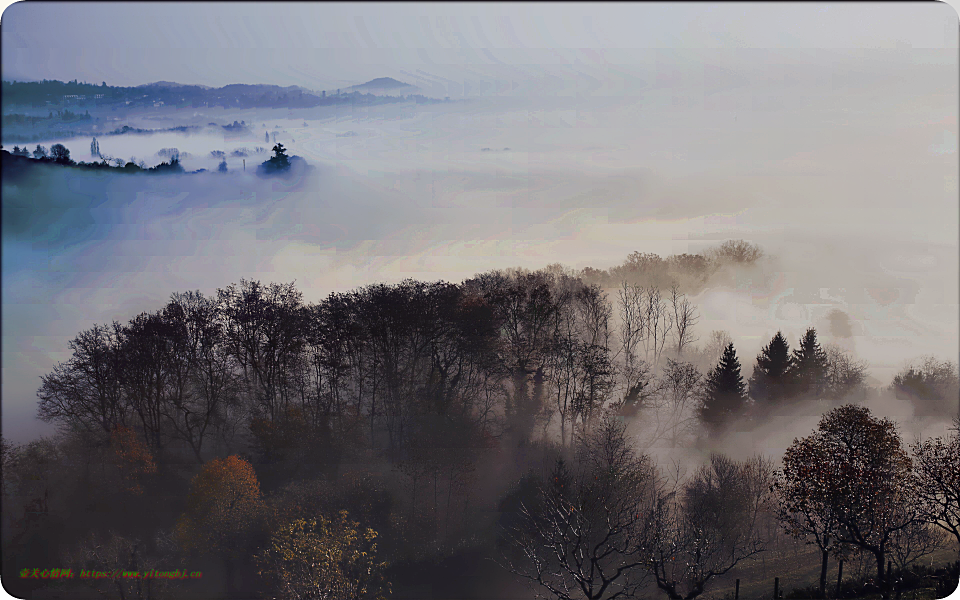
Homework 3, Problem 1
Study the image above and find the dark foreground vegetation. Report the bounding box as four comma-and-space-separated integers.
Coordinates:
3, 244, 958, 600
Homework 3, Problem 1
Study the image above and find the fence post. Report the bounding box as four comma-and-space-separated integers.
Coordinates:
774, 576, 780, 599
735, 579, 740, 600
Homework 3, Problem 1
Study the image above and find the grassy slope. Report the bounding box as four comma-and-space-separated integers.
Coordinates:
694, 542, 960, 600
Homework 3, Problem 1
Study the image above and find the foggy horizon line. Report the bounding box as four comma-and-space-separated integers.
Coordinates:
1, 76, 417, 93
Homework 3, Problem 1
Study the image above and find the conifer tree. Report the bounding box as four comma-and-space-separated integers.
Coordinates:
698, 342, 747, 433
749, 331, 793, 410
791, 328, 829, 399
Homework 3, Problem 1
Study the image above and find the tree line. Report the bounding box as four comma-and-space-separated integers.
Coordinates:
1, 142, 297, 176
4, 257, 957, 599
1, 78, 448, 110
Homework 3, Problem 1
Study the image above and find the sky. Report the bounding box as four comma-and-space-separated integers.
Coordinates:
1, 2, 958, 446
1, 2, 958, 91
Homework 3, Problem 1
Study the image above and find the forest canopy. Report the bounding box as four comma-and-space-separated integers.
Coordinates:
6, 246, 958, 599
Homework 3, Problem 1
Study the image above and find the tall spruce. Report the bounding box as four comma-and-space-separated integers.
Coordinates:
791, 328, 829, 399
698, 342, 747, 432
749, 331, 793, 410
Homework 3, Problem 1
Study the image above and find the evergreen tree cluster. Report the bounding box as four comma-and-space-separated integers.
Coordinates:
749, 327, 853, 415
698, 327, 868, 433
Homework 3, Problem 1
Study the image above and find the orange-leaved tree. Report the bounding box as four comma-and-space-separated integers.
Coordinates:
110, 425, 157, 495
174, 455, 265, 557
258, 509, 389, 600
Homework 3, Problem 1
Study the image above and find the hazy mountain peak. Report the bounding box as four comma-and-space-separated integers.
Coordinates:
139, 81, 211, 89
354, 77, 410, 89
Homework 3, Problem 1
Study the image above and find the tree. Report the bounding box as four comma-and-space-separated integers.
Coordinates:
258, 510, 389, 600
260, 143, 292, 174
668, 285, 699, 356
218, 157, 228, 173
892, 357, 959, 418
37, 322, 127, 436
90, 137, 100, 157
776, 405, 919, 598
823, 344, 867, 402
50, 143, 72, 164
110, 425, 156, 495
655, 359, 701, 447
503, 417, 658, 600
174, 455, 265, 557
790, 328, 829, 399
614, 283, 657, 417
911, 425, 960, 556
749, 331, 793, 412
650, 454, 772, 600
165, 290, 242, 462
776, 433, 844, 598
706, 239, 763, 264
694, 330, 732, 374
271, 143, 290, 166
217, 279, 307, 424
63, 530, 177, 600
697, 343, 747, 434
468, 270, 563, 445
32, 144, 47, 159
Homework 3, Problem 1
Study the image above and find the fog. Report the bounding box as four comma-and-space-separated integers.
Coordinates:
4, 47, 958, 446
3, 6, 960, 600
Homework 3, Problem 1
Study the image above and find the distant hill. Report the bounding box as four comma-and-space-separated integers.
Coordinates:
138, 81, 212, 90
355, 77, 408, 89
1, 79, 448, 134
344, 77, 419, 96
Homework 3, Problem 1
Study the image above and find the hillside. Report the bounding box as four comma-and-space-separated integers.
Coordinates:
345, 77, 419, 95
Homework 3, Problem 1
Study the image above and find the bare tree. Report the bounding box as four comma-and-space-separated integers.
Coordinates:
643, 286, 673, 367
503, 417, 658, 600
217, 280, 308, 424
823, 344, 868, 402
892, 357, 959, 419
649, 454, 772, 600
615, 283, 655, 415
576, 284, 611, 349
888, 521, 946, 571
164, 291, 243, 461
911, 426, 960, 556
616, 282, 644, 371
693, 330, 733, 374
706, 239, 763, 264
37, 322, 128, 436
668, 285, 699, 356
655, 360, 701, 448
